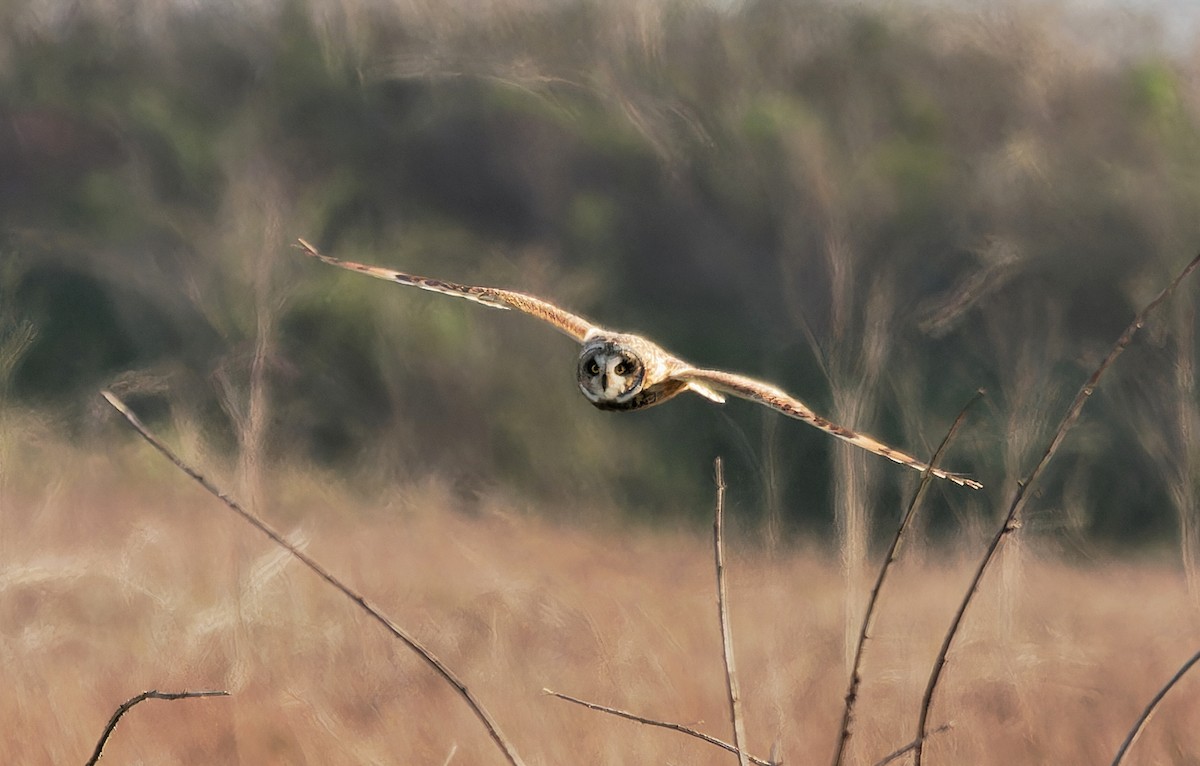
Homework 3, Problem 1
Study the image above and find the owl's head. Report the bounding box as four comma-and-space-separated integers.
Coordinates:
577, 339, 646, 408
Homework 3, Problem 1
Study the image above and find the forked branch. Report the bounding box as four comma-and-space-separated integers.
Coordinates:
85, 689, 228, 766
831, 391, 983, 766
1111, 647, 1200, 766
100, 391, 528, 766
912, 250, 1200, 766
543, 460, 774, 766
871, 723, 952, 766
543, 689, 774, 766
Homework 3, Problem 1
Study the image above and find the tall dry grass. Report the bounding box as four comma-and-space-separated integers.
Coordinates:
4, 1, 1200, 761
2, 429, 1198, 765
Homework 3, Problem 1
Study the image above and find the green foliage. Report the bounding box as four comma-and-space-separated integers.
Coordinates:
1129, 60, 1182, 124
12, 267, 136, 400
2, 0, 1199, 541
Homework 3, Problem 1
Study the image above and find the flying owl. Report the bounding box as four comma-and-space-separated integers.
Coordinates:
296, 239, 981, 489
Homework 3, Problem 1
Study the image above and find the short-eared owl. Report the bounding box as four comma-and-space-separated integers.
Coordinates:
296, 239, 981, 489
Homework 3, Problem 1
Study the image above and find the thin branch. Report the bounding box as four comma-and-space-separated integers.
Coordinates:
831, 391, 983, 766
544, 689, 773, 766
100, 391, 528, 766
1111, 647, 1200, 766
85, 689, 228, 766
913, 250, 1200, 766
713, 457, 751, 766
871, 723, 952, 766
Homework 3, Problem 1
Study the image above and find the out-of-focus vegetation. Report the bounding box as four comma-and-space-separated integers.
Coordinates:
3, 457, 1198, 763
3, 0, 1199, 543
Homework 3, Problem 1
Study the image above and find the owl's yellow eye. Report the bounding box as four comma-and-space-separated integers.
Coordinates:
589, 361, 601, 375
614, 361, 628, 376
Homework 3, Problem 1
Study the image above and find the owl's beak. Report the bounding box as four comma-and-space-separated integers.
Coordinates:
600, 373, 608, 391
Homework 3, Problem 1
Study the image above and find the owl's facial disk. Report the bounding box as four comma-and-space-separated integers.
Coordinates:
578, 343, 645, 406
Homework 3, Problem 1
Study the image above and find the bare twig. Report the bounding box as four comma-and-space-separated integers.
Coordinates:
543, 689, 773, 766
913, 250, 1200, 766
871, 723, 952, 766
542, 460, 773, 766
85, 689, 228, 766
713, 457, 751, 766
100, 391, 528, 766
832, 392, 983, 766
1111, 647, 1200, 766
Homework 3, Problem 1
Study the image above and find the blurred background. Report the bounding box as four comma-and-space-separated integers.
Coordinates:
5, 1, 1200, 763
3, 0, 1199, 551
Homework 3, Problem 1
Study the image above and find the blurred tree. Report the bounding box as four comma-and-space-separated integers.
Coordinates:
1, 0, 1198, 544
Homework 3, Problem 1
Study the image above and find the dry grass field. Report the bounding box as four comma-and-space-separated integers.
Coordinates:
5, 1, 1200, 763
2, 415, 1198, 766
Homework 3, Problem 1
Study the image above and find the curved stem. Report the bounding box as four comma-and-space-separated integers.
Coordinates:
831, 391, 982, 766
101, 391, 528, 766
85, 690, 228, 766
1111, 648, 1200, 766
913, 250, 1200, 765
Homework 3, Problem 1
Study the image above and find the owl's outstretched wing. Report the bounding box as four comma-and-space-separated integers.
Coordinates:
678, 368, 982, 489
296, 239, 597, 343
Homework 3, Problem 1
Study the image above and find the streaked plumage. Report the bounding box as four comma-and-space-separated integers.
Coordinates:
296, 239, 981, 489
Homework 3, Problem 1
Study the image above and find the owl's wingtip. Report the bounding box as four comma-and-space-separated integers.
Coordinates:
932, 466, 982, 489
954, 474, 984, 490
294, 238, 332, 263
294, 237, 354, 270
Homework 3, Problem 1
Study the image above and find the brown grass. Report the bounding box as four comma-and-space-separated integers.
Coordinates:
2, 435, 1199, 765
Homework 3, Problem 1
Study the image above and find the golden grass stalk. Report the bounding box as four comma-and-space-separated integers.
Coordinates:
713, 457, 751, 766
85, 689, 228, 766
912, 249, 1200, 765
1170, 305, 1199, 597
1111, 647, 1200, 766
831, 391, 983, 766
99, 391, 528, 766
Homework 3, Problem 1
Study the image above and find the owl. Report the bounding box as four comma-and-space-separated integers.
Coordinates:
296, 239, 981, 489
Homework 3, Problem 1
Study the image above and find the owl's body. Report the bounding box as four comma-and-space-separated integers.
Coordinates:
296, 240, 982, 489
577, 332, 690, 411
